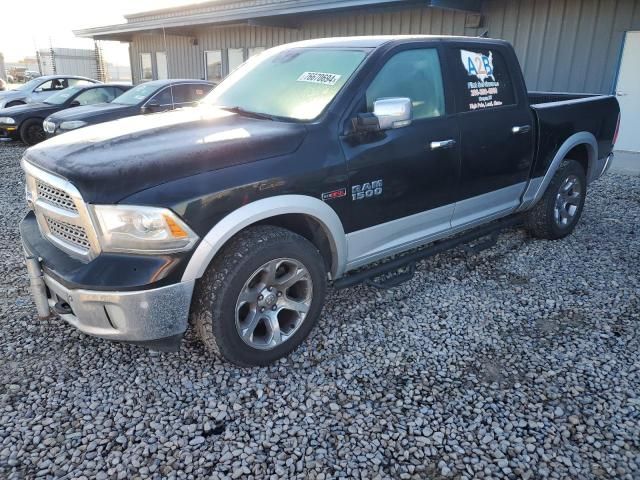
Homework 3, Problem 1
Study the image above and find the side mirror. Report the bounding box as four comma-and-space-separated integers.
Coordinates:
70, 100, 80, 107
142, 100, 161, 114
373, 97, 412, 130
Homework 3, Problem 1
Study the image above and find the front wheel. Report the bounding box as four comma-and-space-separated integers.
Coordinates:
525, 159, 587, 240
19, 118, 46, 146
191, 225, 327, 366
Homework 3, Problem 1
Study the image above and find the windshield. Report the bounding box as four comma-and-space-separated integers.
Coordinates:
45, 87, 81, 105
203, 47, 368, 121
15, 78, 42, 92
113, 83, 159, 105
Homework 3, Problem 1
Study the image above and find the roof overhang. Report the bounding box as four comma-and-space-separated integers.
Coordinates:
74, 0, 482, 41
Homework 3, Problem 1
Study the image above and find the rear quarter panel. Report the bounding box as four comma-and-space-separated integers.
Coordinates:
530, 95, 619, 178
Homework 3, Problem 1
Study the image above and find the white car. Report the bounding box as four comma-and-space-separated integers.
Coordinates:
0, 75, 99, 108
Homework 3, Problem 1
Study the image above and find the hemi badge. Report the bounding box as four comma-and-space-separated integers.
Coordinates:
321, 188, 347, 201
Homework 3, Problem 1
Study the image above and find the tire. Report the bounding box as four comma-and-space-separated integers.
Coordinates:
19, 118, 46, 146
191, 225, 327, 367
6, 101, 25, 108
525, 159, 587, 240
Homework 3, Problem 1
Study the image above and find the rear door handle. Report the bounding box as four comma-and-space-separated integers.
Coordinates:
512, 125, 531, 134
430, 139, 456, 150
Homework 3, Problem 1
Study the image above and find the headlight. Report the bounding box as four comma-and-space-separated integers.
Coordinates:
59, 120, 87, 131
43, 120, 56, 133
90, 205, 198, 254
0, 117, 15, 125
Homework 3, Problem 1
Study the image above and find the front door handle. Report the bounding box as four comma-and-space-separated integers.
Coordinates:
430, 139, 456, 150
512, 125, 531, 134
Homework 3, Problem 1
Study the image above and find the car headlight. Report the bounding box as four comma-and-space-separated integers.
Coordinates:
90, 205, 198, 254
43, 120, 56, 133
59, 120, 87, 131
0, 117, 16, 125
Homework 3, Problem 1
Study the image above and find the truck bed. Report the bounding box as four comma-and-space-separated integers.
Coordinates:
527, 92, 619, 181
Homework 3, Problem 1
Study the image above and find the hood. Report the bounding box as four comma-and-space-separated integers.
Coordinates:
24, 106, 307, 203
46, 102, 134, 124
1, 102, 56, 119
0, 90, 23, 104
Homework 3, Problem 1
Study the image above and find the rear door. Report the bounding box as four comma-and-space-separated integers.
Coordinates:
446, 42, 535, 228
340, 44, 461, 265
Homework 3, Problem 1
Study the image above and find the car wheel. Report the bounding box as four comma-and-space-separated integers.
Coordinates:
6, 101, 25, 108
191, 225, 327, 367
19, 118, 46, 146
525, 159, 587, 240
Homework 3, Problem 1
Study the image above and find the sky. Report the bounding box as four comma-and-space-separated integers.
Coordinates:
1, 0, 211, 65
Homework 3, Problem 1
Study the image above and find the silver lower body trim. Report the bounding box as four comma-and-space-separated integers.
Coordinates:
346, 182, 527, 270
35, 272, 194, 342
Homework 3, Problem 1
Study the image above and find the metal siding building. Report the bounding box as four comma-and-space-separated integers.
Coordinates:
76, 0, 640, 95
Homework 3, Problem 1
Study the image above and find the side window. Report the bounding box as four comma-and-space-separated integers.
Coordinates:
74, 88, 113, 105
35, 79, 66, 92
68, 79, 93, 87
149, 87, 173, 106
366, 48, 445, 120
140, 53, 153, 81
34, 80, 53, 92
171, 84, 209, 105
449, 46, 515, 112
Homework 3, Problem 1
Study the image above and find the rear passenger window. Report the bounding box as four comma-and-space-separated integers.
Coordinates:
171, 84, 208, 105
449, 47, 515, 112
366, 48, 445, 120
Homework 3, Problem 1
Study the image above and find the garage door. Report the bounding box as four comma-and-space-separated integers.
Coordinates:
615, 31, 640, 152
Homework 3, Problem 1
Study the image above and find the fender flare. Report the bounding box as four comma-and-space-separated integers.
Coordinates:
520, 131, 598, 210
181, 194, 348, 282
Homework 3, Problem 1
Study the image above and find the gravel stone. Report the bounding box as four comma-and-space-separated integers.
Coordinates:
0, 142, 639, 479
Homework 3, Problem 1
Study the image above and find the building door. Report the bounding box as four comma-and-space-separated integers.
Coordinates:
615, 32, 640, 152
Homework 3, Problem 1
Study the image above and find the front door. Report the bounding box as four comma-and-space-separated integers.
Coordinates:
446, 43, 535, 228
340, 46, 461, 266
615, 31, 640, 153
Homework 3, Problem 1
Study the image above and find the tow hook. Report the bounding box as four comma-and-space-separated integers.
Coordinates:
24, 254, 52, 319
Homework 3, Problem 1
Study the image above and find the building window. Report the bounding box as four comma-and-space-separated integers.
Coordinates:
140, 53, 153, 81
204, 50, 223, 83
156, 52, 168, 80
248, 47, 266, 59
228, 48, 244, 75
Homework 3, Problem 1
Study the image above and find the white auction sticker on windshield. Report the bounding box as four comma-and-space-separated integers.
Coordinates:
297, 71, 342, 85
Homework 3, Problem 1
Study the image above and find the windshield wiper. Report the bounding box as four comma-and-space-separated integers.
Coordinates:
219, 106, 275, 121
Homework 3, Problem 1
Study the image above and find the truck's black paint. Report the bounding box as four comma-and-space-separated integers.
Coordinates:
21, 37, 619, 292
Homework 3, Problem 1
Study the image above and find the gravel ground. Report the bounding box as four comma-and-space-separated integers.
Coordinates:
1, 142, 639, 479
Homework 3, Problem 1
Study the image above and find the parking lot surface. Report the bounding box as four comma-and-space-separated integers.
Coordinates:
0, 142, 638, 479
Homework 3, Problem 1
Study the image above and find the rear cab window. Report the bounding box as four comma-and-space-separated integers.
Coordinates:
447, 45, 516, 113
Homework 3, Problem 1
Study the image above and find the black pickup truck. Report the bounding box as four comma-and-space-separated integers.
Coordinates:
19, 36, 619, 366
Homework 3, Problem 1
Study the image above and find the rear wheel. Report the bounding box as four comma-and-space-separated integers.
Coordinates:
19, 118, 46, 146
191, 225, 327, 366
525, 159, 586, 240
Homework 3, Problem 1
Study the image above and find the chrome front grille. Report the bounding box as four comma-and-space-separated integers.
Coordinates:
36, 179, 78, 212
22, 159, 100, 261
45, 217, 91, 250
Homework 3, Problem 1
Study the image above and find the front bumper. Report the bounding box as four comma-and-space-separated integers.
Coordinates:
0, 124, 18, 138
22, 226, 196, 350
